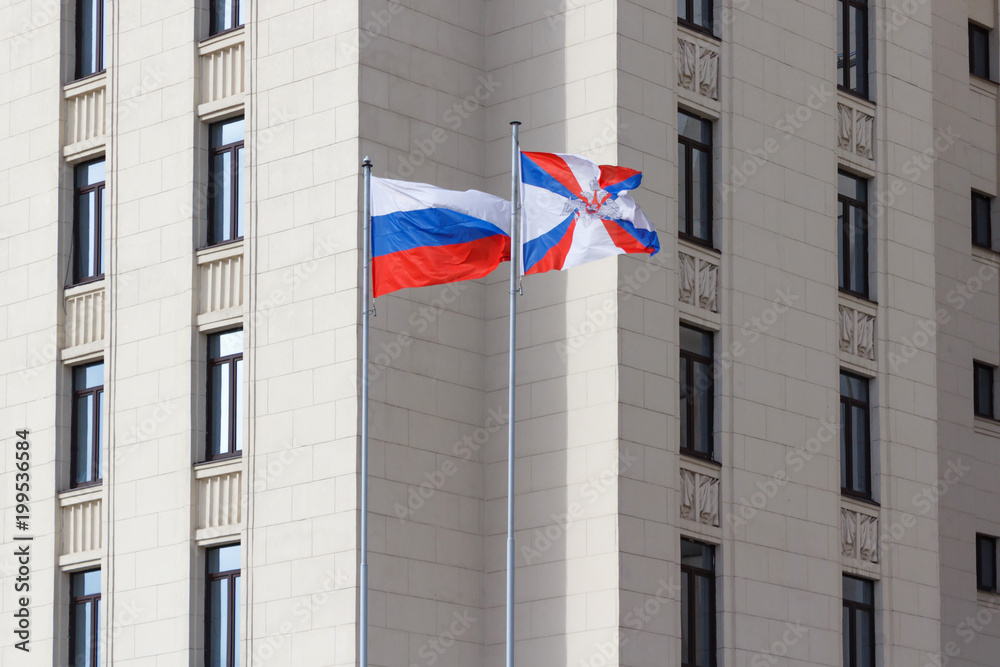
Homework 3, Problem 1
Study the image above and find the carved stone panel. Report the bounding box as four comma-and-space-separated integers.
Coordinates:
677, 37, 719, 101
839, 304, 875, 360
842, 507, 879, 563
837, 103, 874, 161
680, 468, 720, 527
679, 252, 718, 313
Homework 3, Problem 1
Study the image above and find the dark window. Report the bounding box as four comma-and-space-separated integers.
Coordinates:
210, 0, 247, 36
977, 534, 997, 592
970, 23, 991, 80
73, 159, 106, 285
838, 171, 870, 298
69, 570, 101, 667
75, 0, 106, 79
681, 538, 716, 667
678, 111, 713, 246
207, 544, 241, 667
72, 362, 104, 488
678, 0, 713, 35
208, 117, 245, 246
208, 330, 244, 460
680, 324, 714, 459
837, 0, 869, 97
840, 371, 872, 499
974, 362, 995, 419
973, 192, 993, 249
842, 575, 875, 667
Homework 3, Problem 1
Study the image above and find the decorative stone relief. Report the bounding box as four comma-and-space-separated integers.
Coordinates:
839, 304, 875, 360
679, 252, 718, 313
842, 507, 879, 563
837, 103, 874, 160
677, 37, 719, 101
680, 468, 720, 527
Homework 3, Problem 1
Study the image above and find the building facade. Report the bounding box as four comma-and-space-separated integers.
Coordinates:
1, 0, 999, 665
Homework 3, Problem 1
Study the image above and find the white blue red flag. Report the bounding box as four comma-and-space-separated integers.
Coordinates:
370, 177, 511, 297
519, 152, 659, 275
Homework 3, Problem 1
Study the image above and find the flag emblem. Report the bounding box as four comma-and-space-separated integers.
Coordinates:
520, 152, 659, 275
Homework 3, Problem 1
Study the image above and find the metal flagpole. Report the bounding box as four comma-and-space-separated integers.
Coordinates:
360, 156, 373, 667
506, 121, 521, 667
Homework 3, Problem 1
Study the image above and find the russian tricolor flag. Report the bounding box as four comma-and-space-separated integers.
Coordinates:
520, 152, 659, 275
371, 177, 512, 298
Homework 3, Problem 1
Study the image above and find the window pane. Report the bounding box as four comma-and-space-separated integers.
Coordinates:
211, 151, 233, 243
692, 0, 708, 30
680, 325, 711, 357
976, 364, 994, 417
95, 598, 101, 666
210, 330, 244, 359
851, 404, 869, 494
678, 146, 688, 232
848, 5, 859, 90
850, 5, 866, 93
840, 402, 848, 489
75, 363, 104, 390
840, 373, 868, 402
210, 544, 242, 574
238, 0, 247, 27
97, 187, 105, 275
838, 201, 846, 289
97, 390, 104, 479
851, 206, 867, 293
678, 112, 708, 143
973, 195, 992, 248
76, 160, 106, 188
76, 191, 96, 280
78, 0, 100, 77
677, 0, 687, 22
838, 171, 864, 200
75, 394, 95, 484
980, 536, 997, 590
236, 146, 245, 238
856, 608, 873, 667
210, 363, 231, 456
680, 360, 690, 451
694, 148, 711, 241
837, 0, 845, 87
843, 575, 872, 604
681, 539, 713, 570
209, 578, 229, 667
235, 358, 244, 452
694, 574, 712, 666
681, 574, 690, 661
693, 360, 712, 455
212, 117, 245, 147
72, 600, 93, 666
234, 574, 242, 667
72, 570, 101, 597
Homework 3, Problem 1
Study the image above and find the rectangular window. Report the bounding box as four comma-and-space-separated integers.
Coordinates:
678, 0, 713, 35
69, 570, 101, 667
210, 0, 247, 36
681, 538, 716, 667
837, 0, 869, 97
678, 111, 713, 246
973, 192, 993, 250
842, 575, 875, 667
970, 23, 991, 80
73, 159, 106, 285
207, 544, 241, 667
974, 362, 995, 419
208, 330, 244, 460
838, 171, 870, 298
977, 534, 997, 592
75, 0, 106, 79
840, 371, 871, 499
72, 362, 104, 488
208, 117, 245, 246
680, 324, 714, 459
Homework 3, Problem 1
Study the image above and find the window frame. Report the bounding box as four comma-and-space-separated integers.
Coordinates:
972, 191, 993, 250
977, 533, 998, 592
842, 574, 876, 667
679, 323, 715, 461
207, 117, 245, 247
72, 159, 106, 286
837, 0, 870, 99
209, 0, 246, 37
838, 170, 871, 300
681, 538, 717, 667
205, 545, 241, 667
71, 363, 104, 489
974, 361, 995, 419
207, 330, 243, 461
74, 0, 105, 80
69, 569, 101, 667
970, 22, 992, 81
678, 111, 714, 248
677, 0, 715, 37
840, 370, 872, 500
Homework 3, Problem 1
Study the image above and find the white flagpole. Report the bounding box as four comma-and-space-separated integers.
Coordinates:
360, 156, 372, 667
506, 121, 521, 667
